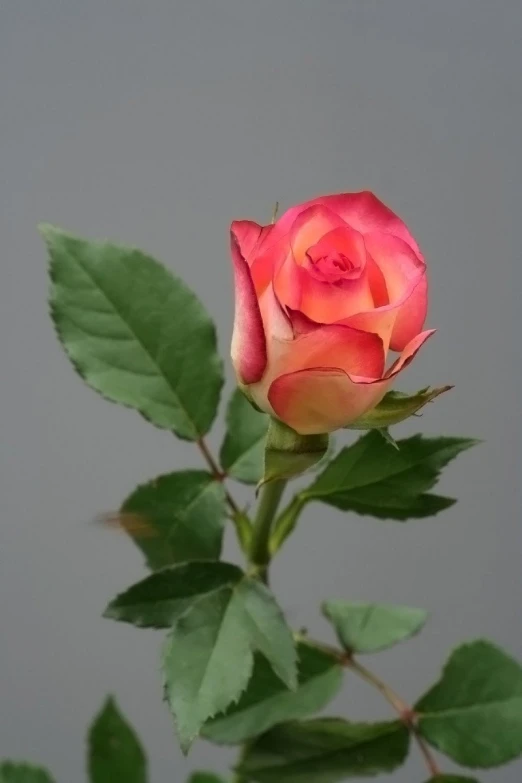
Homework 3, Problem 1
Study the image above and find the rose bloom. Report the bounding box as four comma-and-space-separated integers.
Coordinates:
230, 192, 432, 435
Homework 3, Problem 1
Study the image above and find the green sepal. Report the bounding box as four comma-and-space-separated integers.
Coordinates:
261, 418, 329, 487
347, 387, 453, 431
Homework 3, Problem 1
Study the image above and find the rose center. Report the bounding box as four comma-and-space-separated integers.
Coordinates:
307, 251, 362, 284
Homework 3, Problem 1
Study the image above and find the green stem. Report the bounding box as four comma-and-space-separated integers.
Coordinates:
248, 480, 287, 581
232, 740, 251, 783
269, 494, 306, 555
348, 659, 440, 777
235, 485, 286, 778
296, 634, 441, 779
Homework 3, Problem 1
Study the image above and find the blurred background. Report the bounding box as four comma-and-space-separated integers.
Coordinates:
1, 1, 521, 781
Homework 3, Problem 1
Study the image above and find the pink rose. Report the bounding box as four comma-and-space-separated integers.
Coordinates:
230, 191, 432, 435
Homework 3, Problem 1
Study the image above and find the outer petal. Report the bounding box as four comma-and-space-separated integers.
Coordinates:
231, 221, 281, 297
230, 232, 267, 384
389, 274, 428, 351
274, 191, 422, 257
385, 328, 435, 378
230, 220, 265, 262
279, 324, 385, 378
268, 369, 390, 435
364, 233, 427, 351
268, 329, 435, 435
249, 322, 385, 417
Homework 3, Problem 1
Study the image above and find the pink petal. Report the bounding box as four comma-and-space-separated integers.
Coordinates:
364, 233, 428, 351
231, 221, 283, 298
268, 368, 390, 435
290, 205, 347, 265
274, 191, 422, 257
230, 220, 265, 263
276, 257, 374, 323
267, 328, 436, 435
342, 308, 399, 354
230, 231, 267, 385
385, 329, 436, 378
258, 283, 293, 343
389, 274, 428, 352
273, 324, 385, 380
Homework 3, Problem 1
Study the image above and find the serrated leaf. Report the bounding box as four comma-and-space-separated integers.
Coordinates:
204, 641, 343, 744
416, 640, 522, 767
162, 576, 297, 751
323, 601, 427, 653
88, 697, 147, 783
348, 387, 453, 430
43, 225, 223, 440
423, 777, 480, 782
300, 432, 477, 521
220, 388, 268, 484
0, 763, 55, 783
118, 470, 226, 569
239, 718, 410, 782
263, 419, 329, 486
188, 775, 228, 783
104, 561, 243, 628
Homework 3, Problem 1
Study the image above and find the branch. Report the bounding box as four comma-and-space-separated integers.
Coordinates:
299, 636, 441, 778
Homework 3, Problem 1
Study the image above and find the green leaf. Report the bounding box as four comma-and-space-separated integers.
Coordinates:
220, 388, 268, 484
88, 697, 147, 783
188, 775, 228, 783
416, 640, 522, 767
238, 719, 410, 782
301, 432, 477, 521
423, 778, 480, 783
118, 470, 226, 570
162, 574, 297, 751
348, 387, 453, 430
263, 418, 329, 486
323, 601, 428, 653
204, 641, 343, 744
43, 225, 223, 440
0, 764, 55, 783
104, 561, 243, 628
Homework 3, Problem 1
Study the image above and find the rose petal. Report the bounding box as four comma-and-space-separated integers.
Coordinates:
305, 226, 366, 280
342, 307, 399, 354
258, 283, 293, 343
275, 257, 374, 323
385, 329, 436, 378
364, 233, 428, 351
230, 220, 265, 263
280, 323, 385, 378
275, 191, 422, 257
267, 328, 435, 435
389, 274, 428, 351
249, 323, 385, 416
286, 308, 321, 336
268, 368, 390, 435
230, 231, 267, 384
230, 221, 283, 299
290, 205, 347, 265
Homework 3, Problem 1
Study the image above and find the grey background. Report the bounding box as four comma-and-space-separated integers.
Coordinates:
1, 1, 520, 781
